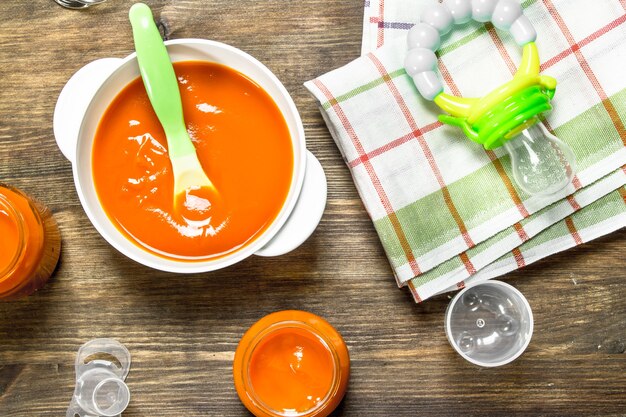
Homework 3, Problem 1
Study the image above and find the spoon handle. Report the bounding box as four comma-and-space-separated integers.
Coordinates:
129, 3, 195, 158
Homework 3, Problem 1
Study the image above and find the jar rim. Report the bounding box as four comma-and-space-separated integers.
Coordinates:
234, 312, 348, 417
244, 321, 340, 417
0, 191, 26, 279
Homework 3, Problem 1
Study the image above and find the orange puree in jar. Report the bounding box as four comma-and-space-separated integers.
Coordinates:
0, 199, 20, 272
249, 327, 335, 413
0, 184, 61, 299
92, 61, 293, 260
234, 311, 350, 417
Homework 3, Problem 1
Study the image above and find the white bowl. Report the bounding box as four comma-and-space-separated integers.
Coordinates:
54, 39, 327, 273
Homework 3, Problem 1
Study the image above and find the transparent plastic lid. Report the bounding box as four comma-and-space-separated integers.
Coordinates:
67, 339, 131, 417
445, 280, 533, 367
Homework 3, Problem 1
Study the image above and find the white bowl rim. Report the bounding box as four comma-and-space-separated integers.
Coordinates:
72, 38, 307, 273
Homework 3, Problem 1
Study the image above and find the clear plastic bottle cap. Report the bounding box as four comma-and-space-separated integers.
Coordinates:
445, 280, 533, 367
54, 0, 107, 10
67, 339, 131, 417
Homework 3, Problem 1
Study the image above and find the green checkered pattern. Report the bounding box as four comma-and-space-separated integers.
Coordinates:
307, 0, 626, 302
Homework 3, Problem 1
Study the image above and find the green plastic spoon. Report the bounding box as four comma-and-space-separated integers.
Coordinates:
129, 3, 217, 211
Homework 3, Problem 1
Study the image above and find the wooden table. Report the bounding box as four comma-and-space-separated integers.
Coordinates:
1, 1, 624, 415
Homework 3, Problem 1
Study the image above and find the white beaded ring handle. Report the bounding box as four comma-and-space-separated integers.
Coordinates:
405, 0, 536, 100
403, 1, 576, 199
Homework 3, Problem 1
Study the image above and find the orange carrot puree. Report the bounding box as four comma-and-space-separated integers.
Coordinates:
248, 327, 335, 413
234, 311, 350, 417
92, 61, 293, 260
0, 196, 21, 273
0, 185, 60, 299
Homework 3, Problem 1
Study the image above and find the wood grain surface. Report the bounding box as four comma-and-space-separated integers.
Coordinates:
0, 1, 625, 416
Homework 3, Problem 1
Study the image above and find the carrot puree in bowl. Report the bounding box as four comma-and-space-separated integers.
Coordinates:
92, 61, 293, 260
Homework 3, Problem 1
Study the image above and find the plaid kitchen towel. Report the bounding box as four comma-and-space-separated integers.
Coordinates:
306, 0, 626, 302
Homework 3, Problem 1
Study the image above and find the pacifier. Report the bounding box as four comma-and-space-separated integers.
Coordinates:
67, 339, 131, 417
405, 0, 576, 197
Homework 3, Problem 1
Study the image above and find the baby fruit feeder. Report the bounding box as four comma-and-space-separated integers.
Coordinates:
405, 0, 576, 197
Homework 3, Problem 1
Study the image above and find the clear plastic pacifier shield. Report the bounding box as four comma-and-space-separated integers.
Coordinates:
445, 280, 533, 367
67, 339, 131, 417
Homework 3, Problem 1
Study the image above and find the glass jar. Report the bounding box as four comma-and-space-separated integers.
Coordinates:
233, 310, 350, 417
0, 184, 61, 299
